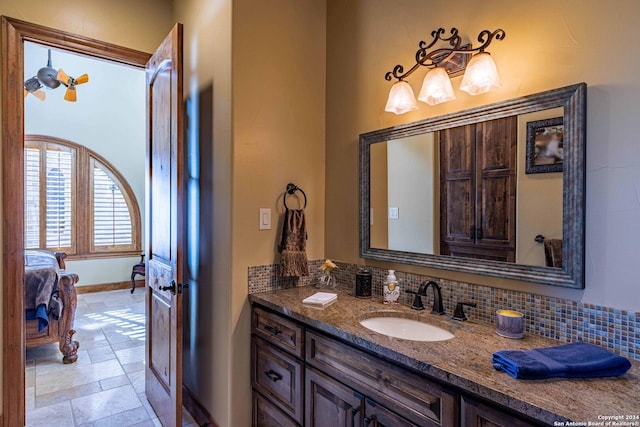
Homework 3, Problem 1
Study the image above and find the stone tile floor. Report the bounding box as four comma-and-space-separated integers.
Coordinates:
26, 289, 198, 427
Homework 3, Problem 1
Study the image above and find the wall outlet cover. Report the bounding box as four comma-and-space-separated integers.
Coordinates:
389, 207, 399, 219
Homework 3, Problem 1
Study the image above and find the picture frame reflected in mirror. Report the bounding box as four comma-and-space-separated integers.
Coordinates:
526, 117, 564, 174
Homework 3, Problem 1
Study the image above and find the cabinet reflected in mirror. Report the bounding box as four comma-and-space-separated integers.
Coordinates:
360, 84, 586, 288
369, 108, 563, 268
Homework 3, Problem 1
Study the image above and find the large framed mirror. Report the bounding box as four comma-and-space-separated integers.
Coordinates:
360, 83, 586, 288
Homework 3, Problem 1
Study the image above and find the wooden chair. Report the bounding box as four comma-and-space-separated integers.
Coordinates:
131, 253, 146, 293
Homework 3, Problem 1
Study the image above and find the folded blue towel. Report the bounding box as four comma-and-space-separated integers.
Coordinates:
492, 341, 631, 379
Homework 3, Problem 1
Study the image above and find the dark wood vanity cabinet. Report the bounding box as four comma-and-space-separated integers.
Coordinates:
251, 305, 541, 427
252, 307, 305, 426
305, 367, 363, 426
462, 396, 537, 427
305, 331, 456, 427
253, 392, 299, 427
251, 337, 304, 423
439, 116, 517, 262
364, 398, 421, 427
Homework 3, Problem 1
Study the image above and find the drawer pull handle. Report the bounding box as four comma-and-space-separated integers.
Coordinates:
264, 370, 283, 382
264, 325, 281, 335
364, 415, 377, 426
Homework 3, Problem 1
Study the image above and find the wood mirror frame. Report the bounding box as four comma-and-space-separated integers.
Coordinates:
359, 83, 586, 289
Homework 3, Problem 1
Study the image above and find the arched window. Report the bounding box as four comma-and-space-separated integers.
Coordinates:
24, 135, 141, 258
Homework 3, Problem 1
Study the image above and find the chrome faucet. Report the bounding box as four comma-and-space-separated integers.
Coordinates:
407, 280, 445, 315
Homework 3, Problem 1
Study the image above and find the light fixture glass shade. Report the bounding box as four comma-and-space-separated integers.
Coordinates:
418, 67, 456, 105
459, 52, 501, 95
385, 81, 418, 114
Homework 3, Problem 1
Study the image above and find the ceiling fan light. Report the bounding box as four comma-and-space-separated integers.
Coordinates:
385, 81, 419, 115
418, 67, 456, 105
459, 52, 501, 95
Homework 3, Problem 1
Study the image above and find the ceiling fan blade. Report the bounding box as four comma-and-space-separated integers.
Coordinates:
64, 87, 77, 102
33, 90, 47, 101
56, 69, 71, 85
75, 74, 89, 85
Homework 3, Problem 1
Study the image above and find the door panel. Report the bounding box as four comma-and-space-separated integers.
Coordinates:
476, 117, 516, 252
305, 368, 363, 427
480, 176, 510, 241
145, 23, 184, 427
440, 125, 475, 250
445, 180, 471, 238
441, 117, 516, 260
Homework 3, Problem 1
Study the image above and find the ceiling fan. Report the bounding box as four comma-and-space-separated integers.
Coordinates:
56, 69, 89, 102
36, 49, 61, 89
24, 48, 90, 102
23, 76, 46, 101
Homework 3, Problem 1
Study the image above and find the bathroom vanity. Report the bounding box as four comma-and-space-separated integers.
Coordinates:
250, 287, 639, 426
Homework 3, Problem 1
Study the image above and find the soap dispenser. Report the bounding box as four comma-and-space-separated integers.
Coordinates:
383, 269, 399, 304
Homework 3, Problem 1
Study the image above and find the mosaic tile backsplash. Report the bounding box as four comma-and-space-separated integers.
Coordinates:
248, 259, 323, 294
248, 261, 640, 360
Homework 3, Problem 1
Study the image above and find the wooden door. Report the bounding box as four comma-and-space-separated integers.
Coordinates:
475, 117, 517, 259
440, 117, 517, 262
305, 368, 363, 427
145, 23, 184, 427
439, 124, 476, 253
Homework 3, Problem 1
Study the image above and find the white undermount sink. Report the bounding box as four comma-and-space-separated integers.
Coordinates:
360, 316, 454, 342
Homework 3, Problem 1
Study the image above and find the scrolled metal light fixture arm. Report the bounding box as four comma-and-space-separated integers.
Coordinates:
384, 28, 506, 82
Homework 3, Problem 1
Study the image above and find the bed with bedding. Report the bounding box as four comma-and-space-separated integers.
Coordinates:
25, 250, 80, 364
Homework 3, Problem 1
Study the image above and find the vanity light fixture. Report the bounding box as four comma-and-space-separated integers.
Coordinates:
384, 27, 505, 114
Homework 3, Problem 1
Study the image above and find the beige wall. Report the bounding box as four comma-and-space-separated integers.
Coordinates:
326, 0, 640, 311
370, 142, 388, 248
0, 0, 174, 417
387, 133, 436, 253
173, 0, 233, 425
176, 0, 326, 425
231, 1, 326, 425
516, 108, 564, 266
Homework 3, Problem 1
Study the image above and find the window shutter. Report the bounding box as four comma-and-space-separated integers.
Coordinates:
45, 148, 74, 249
24, 147, 41, 249
92, 161, 133, 248
24, 135, 140, 257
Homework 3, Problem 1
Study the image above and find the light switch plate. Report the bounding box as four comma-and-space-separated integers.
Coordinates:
259, 208, 271, 230
389, 207, 399, 219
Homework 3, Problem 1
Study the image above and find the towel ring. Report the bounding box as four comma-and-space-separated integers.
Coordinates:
534, 234, 545, 243
283, 183, 307, 209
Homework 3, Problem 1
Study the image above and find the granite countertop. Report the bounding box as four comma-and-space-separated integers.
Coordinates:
249, 286, 640, 425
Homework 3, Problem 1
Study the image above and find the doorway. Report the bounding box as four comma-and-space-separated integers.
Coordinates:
2, 17, 187, 426
21, 41, 163, 425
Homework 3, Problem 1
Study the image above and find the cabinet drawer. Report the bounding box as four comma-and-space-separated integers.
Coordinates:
461, 396, 539, 427
365, 397, 420, 427
253, 391, 299, 427
253, 306, 304, 357
252, 337, 304, 424
306, 331, 458, 427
